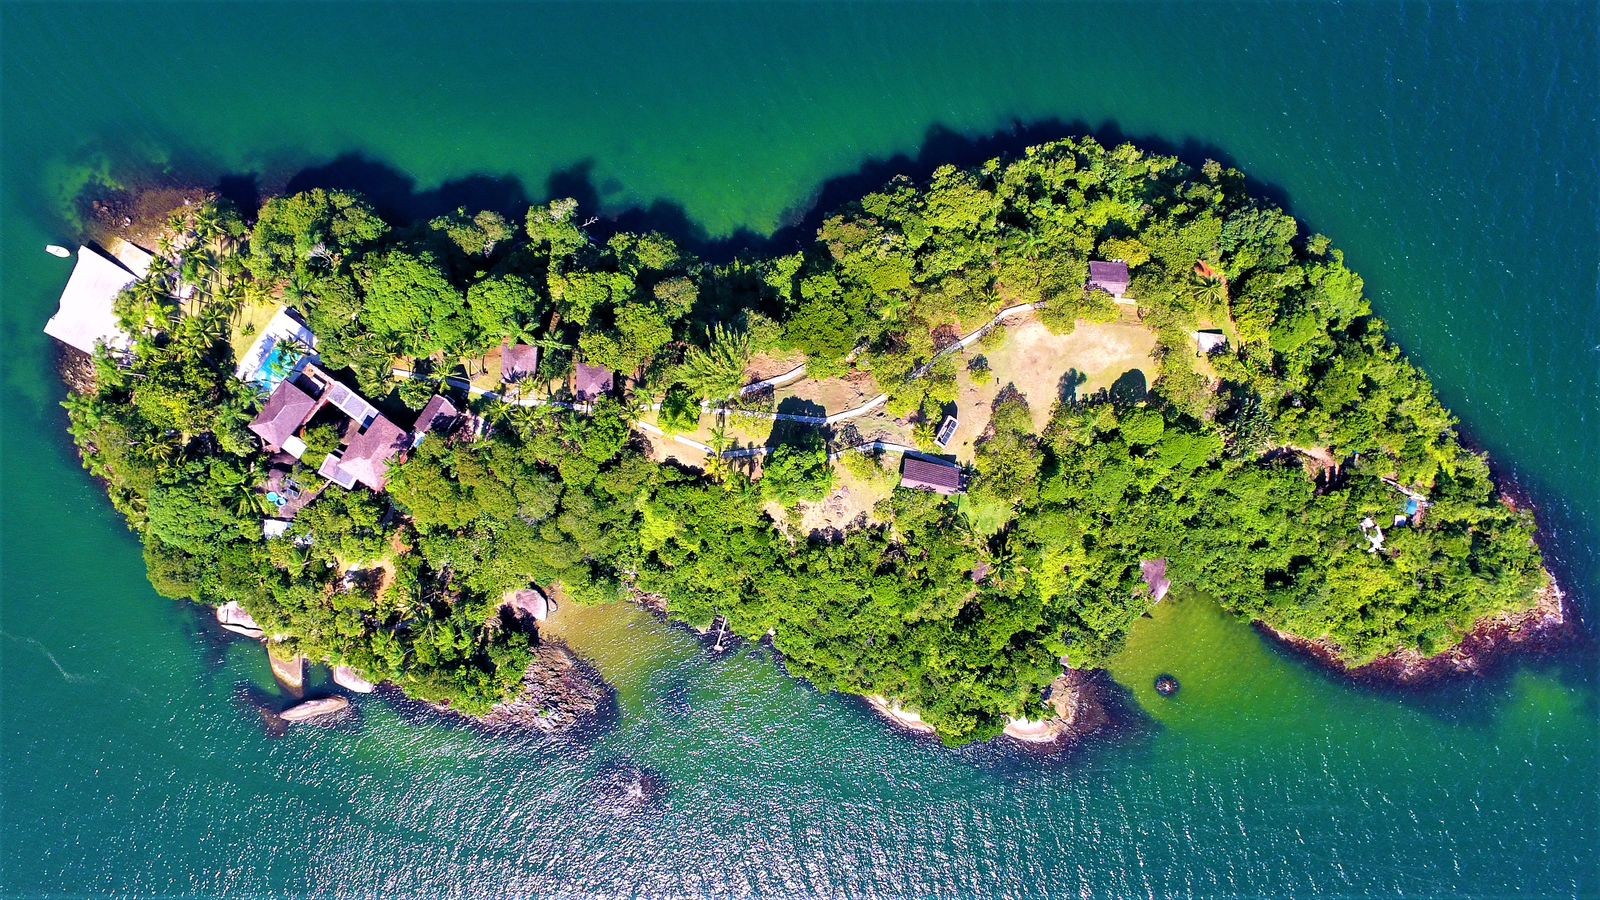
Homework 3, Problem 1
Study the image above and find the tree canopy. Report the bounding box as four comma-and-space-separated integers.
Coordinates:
66, 137, 1545, 742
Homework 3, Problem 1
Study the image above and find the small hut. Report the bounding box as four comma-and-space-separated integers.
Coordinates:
1088, 260, 1131, 300
900, 456, 963, 495
1194, 330, 1227, 355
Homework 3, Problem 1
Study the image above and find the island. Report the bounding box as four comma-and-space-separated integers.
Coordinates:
49, 136, 1557, 745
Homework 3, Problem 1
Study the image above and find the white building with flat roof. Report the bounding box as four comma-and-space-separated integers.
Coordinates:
42, 246, 139, 357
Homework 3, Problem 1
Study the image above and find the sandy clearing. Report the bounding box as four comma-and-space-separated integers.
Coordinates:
945, 316, 1157, 461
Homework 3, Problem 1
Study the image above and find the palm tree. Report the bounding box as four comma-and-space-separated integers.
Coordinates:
876, 292, 909, 323
284, 271, 314, 308
559, 410, 587, 448
1192, 273, 1227, 308
192, 201, 223, 245
233, 488, 262, 519
703, 421, 732, 483
483, 399, 517, 429
196, 304, 232, 345
680, 324, 752, 401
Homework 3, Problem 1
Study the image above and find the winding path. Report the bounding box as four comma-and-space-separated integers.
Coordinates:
394, 300, 1042, 460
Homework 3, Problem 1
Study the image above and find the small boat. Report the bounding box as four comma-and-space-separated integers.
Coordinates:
45, 245, 71, 258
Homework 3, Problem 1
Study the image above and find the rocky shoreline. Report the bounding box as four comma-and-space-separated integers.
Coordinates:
869, 667, 1114, 747
1259, 574, 1573, 685
460, 639, 615, 734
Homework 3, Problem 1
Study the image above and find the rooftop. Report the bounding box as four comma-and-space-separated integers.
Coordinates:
1088, 260, 1131, 296
502, 342, 540, 383
249, 379, 319, 451
43, 246, 139, 356
574, 362, 614, 401
322, 415, 407, 491
900, 456, 963, 495
411, 394, 460, 446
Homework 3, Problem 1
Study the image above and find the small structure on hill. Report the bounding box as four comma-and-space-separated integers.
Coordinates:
900, 456, 963, 495
1194, 330, 1228, 356
1359, 516, 1386, 553
1087, 260, 1132, 302
934, 415, 958, 449
501, 341, 540, 384
574, 362, 615, 403
42, 246, 140, 357
410, 394, 460, 448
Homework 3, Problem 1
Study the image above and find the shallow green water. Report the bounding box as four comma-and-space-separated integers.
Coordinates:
2, 3, 1597, 895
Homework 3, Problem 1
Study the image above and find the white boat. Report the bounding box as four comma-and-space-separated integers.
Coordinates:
45, 245, 71, 258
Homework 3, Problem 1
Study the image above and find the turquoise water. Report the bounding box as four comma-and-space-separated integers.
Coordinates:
3, 3, 1597, 895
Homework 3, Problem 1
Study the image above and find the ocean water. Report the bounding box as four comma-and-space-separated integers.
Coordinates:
2, 3, 1597, 896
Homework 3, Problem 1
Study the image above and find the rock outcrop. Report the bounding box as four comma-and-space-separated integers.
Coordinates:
475, 640, 613, 734
333, 665, 377, 693
1262, 575, 1571, 684
280, 696, 350, 723
216, 601, 265, 640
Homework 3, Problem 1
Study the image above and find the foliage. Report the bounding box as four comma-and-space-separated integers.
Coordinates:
65, 138, 1546, 743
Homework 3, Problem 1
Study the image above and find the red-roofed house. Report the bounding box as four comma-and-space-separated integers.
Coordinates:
574, 362, 614, 402
249, 379, 319, 456
1088, 260, 1131, 299
900, 456, 963, 495
320, 415, 407, 491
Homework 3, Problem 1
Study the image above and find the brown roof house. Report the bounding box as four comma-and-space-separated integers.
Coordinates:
410, 394, 460, 448
501, 342, 540, 384
320, 415, 408, 491
1087, 260, 1131, 300
573, 361, 615, 403
900, 456, 964, 496
248, 379, 319, 458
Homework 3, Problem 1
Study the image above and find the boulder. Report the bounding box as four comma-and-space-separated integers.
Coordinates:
333, 665, 376, 693
216, 601, 265, 639
280, 696, 349, 723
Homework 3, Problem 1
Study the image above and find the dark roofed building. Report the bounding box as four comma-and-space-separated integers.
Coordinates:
411, 394, 460, 447
574, 362, 614, 402
249, 380, 319, 452
321, 415, 407, 492
502, 342, 540, 383
900, 456, 963, 495
1088, 260, 1131, 297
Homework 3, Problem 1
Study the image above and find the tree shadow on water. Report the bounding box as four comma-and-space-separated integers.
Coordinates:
132, 115, 1304, 266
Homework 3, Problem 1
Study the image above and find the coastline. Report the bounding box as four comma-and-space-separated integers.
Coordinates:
1259, 571, 1571, 685
868, 669, 1113, 746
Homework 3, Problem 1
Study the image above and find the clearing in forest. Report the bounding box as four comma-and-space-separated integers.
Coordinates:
945, 316, 1158, 461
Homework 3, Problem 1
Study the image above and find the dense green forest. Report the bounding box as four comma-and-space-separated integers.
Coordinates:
66, 138, 1545, 743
